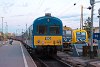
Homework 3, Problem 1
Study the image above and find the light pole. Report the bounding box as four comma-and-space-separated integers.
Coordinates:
97, 8, 100, 58
17, 25, 20, 36
80, 5, 83, 29
4, 22, 8, 39
25, 24, 27, 43
16, 29, 17, 36
22, 29, 24, 40
1, 17, 4, 40
90, 0, 95, 59
81, 6, 91, 30
90, 0, 100, 59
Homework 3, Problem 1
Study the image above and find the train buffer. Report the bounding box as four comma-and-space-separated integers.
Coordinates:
0, 40, 37, 67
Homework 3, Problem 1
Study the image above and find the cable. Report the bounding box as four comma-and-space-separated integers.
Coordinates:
57, 0, 81, 16
38, 0, 45, 10
34, 0, 45, 17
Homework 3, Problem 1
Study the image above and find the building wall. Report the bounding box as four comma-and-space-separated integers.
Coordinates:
94, 27, 99, 33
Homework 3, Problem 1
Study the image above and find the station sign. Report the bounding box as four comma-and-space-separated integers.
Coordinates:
93, 33, 100, 40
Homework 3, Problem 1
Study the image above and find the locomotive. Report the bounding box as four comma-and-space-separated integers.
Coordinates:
72, 29, 88, 44
62, 27, 88, 51
63, 26, 72, 51
22, 13, 63, 55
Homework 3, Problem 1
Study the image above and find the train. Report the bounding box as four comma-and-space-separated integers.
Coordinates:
63, 26, 72, 50
22, 13, 63, 55
71, 29, 88, 56
62, 27, 88, 51
72, 29, 88, 44
17, 13, 88, 54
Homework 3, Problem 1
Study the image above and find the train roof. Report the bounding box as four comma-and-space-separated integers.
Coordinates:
63, 26, 72, 30
33, 15, 62, 25
73, 29, 87, 32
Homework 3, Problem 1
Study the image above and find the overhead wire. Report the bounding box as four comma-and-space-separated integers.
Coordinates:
36, 0, 45, 16
57, 0, 81, 17
38, 0, 45, 10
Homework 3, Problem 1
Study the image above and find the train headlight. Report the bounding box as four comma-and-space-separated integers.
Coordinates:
42, 41, 44, 45
37, 40, 40, 43
64, 38, 67, 41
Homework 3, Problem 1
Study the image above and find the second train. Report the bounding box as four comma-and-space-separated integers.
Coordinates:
63, 26, 88, 51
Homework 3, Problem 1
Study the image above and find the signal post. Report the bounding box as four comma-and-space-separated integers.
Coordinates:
97, 8, 100, 58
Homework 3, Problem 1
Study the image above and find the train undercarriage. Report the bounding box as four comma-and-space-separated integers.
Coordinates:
63, 42, 72, 51
24, 44, 62, 56
35, 46, 62, 56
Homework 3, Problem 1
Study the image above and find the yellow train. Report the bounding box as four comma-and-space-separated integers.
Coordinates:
72, 29, 88, 44
63, 26, 73, 50
63, 26, 88, 51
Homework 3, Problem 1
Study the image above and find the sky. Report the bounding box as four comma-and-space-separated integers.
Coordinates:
0, 0, 100, 35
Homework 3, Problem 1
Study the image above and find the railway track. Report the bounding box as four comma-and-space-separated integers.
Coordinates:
24, 45, 86, 67
23, 43, 69, 67
31, 55, 72, 67
23, 42, 72, 67
24, 44, 85, 67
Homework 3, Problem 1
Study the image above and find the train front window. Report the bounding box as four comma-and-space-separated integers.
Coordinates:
50, 26, 60, 34
66, 30, 72, 38
76, 32, 86, 41
63, 30, 66, 35
37, 25, 47, 34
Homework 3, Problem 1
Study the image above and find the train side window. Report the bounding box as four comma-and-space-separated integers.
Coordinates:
50, 26, 60, 34
37, 25, 47, 34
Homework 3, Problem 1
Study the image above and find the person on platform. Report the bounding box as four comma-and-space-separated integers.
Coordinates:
9, 38, 13, 45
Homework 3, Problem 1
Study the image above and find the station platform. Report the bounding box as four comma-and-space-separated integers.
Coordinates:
0, 40, 37, 67
57, 51, 100, 67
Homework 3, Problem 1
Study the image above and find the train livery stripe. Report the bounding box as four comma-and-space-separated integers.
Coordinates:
34, 36, 62, 46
